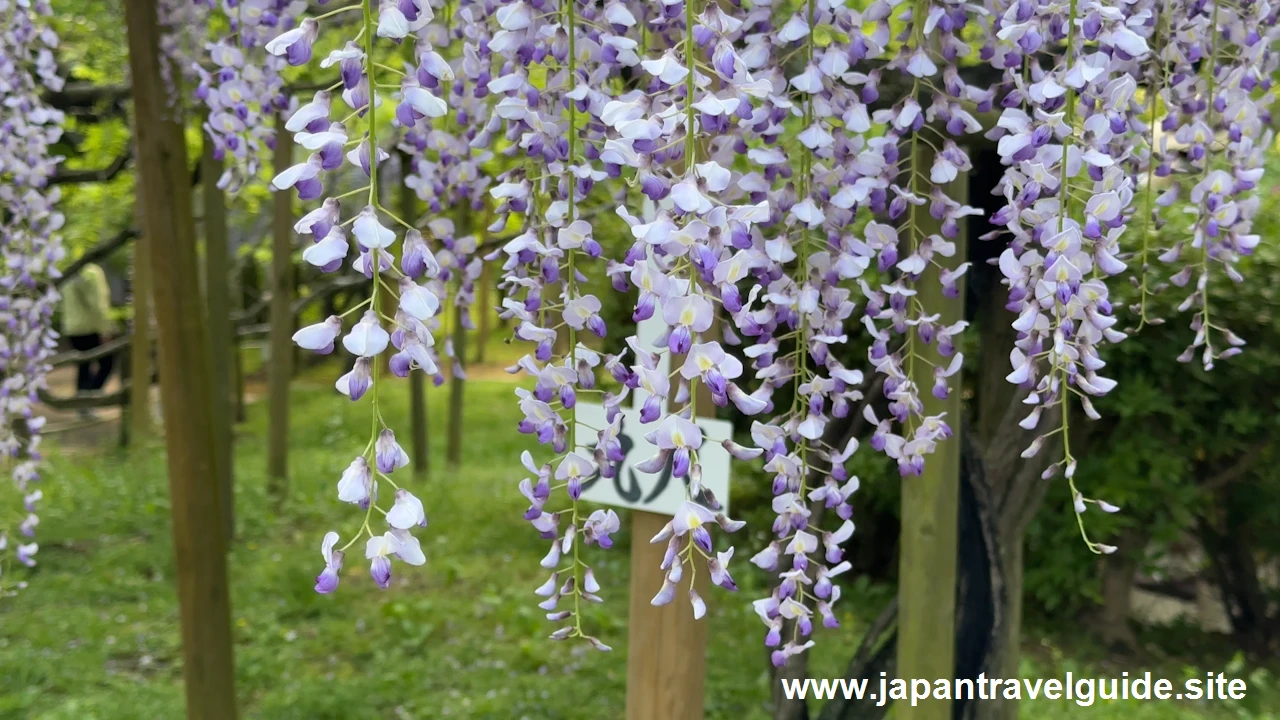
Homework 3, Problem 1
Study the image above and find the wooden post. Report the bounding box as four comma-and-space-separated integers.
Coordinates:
625, 381, 713, 720
444, 206, 470, 467
410, 371, 429, 476
475, 260, 490, 364
232, 287, 246, 422
445, 301, 466, 467
129, 222, 152, 442
267, 118, 293, 498
203, 135, 234, 543
896, 145, 967, 720
117, 337, 132, 448
398, 152, 429, 479
122, 1, 238, 717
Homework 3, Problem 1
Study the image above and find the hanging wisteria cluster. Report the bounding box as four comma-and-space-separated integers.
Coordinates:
1157, 0, 1277, 368
985, 0, 1152, 549
194, 0, 306, 191
400, 5, 490, 385
159, 0, 207, 107
240, 0, 1280, 663
272, 0, 442, 592
483, 0, 633, 648
0, 0, 64, 594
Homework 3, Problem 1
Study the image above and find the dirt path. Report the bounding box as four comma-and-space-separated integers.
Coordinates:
38, 365, 130, 450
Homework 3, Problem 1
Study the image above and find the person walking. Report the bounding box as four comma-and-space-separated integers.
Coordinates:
61, 262, 117, 417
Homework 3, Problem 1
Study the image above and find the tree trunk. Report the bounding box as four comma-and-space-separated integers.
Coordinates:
963, 159, 1059, 720
267, 118, 293, 499
231, 253, 246, 424
821, 150, 1059, 720
991, 535, 1023, 711
965, 383, 1059, 720
123, 0, 238, 716
233, 333, 246, 422
1200, 491, 1276, 655
475, 261, 490, 364
816, 600, 898, 720
1095, 529, 1146, 652
772, 630, 812, 720
202, 131, 234, 544
953, 437, 999, 720
232, 255, 249, 423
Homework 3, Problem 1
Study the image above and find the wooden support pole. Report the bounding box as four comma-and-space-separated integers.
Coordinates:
625, 381, 713, 720
896, 144, 967, 720
475, 260, 490, 364
129, 219, 152, 442
233, 293, 246, 423
410, 370, 429, 476
445, 301, 466, 467
267, 118, 294, 498
626, 511, 711, 720
122, 0, 238, 717
445, 207, 470, 468
398, 152, 429, 479
203, 135, 234, 544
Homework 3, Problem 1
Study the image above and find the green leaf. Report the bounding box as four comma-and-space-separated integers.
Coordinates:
528, 62, 548, 91
813, 24, 835, 47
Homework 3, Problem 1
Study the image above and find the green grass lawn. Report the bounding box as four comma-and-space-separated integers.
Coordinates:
1, 373, 1275, 719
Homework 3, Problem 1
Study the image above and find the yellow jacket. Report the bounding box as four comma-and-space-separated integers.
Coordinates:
61, 263, 115, 336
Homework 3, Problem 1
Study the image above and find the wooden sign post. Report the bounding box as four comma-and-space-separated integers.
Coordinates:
575, 309, 727, 720
626, 508, 711, 720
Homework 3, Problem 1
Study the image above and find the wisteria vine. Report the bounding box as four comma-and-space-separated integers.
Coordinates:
485, 0, 632, 648
271, 0, 441, 591
0, 0, 64, 594
195, 0, 303, 191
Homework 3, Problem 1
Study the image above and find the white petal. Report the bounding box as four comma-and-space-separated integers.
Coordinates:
343, 314, 390, 356
295, 128, 346, 150
671, 181, 705, 213
405, 86, 448, 118
377, 6, 410, 38
353, 208, 396, 249
392, 530, 426, 565
321, 531, 340, 563
264, 28, 303, 57
386, 494, 426, 529
365, 534, 393, 559
292, 318, 340, 350
302, 233, 349, 267
400, 285, 440, 320
696, 161, 731, 193
1108, 27, 1149, 57
285, 96, 331, 133
271, 160, 317, 190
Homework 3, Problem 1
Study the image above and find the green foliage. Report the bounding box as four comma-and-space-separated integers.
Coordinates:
47, 0, 136, 265
49, 0, 129, 86
1023, 153, 1280, 616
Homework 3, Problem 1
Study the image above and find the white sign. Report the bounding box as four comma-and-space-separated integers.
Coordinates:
574, 304, 733, 516
575, 403, 733, 516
